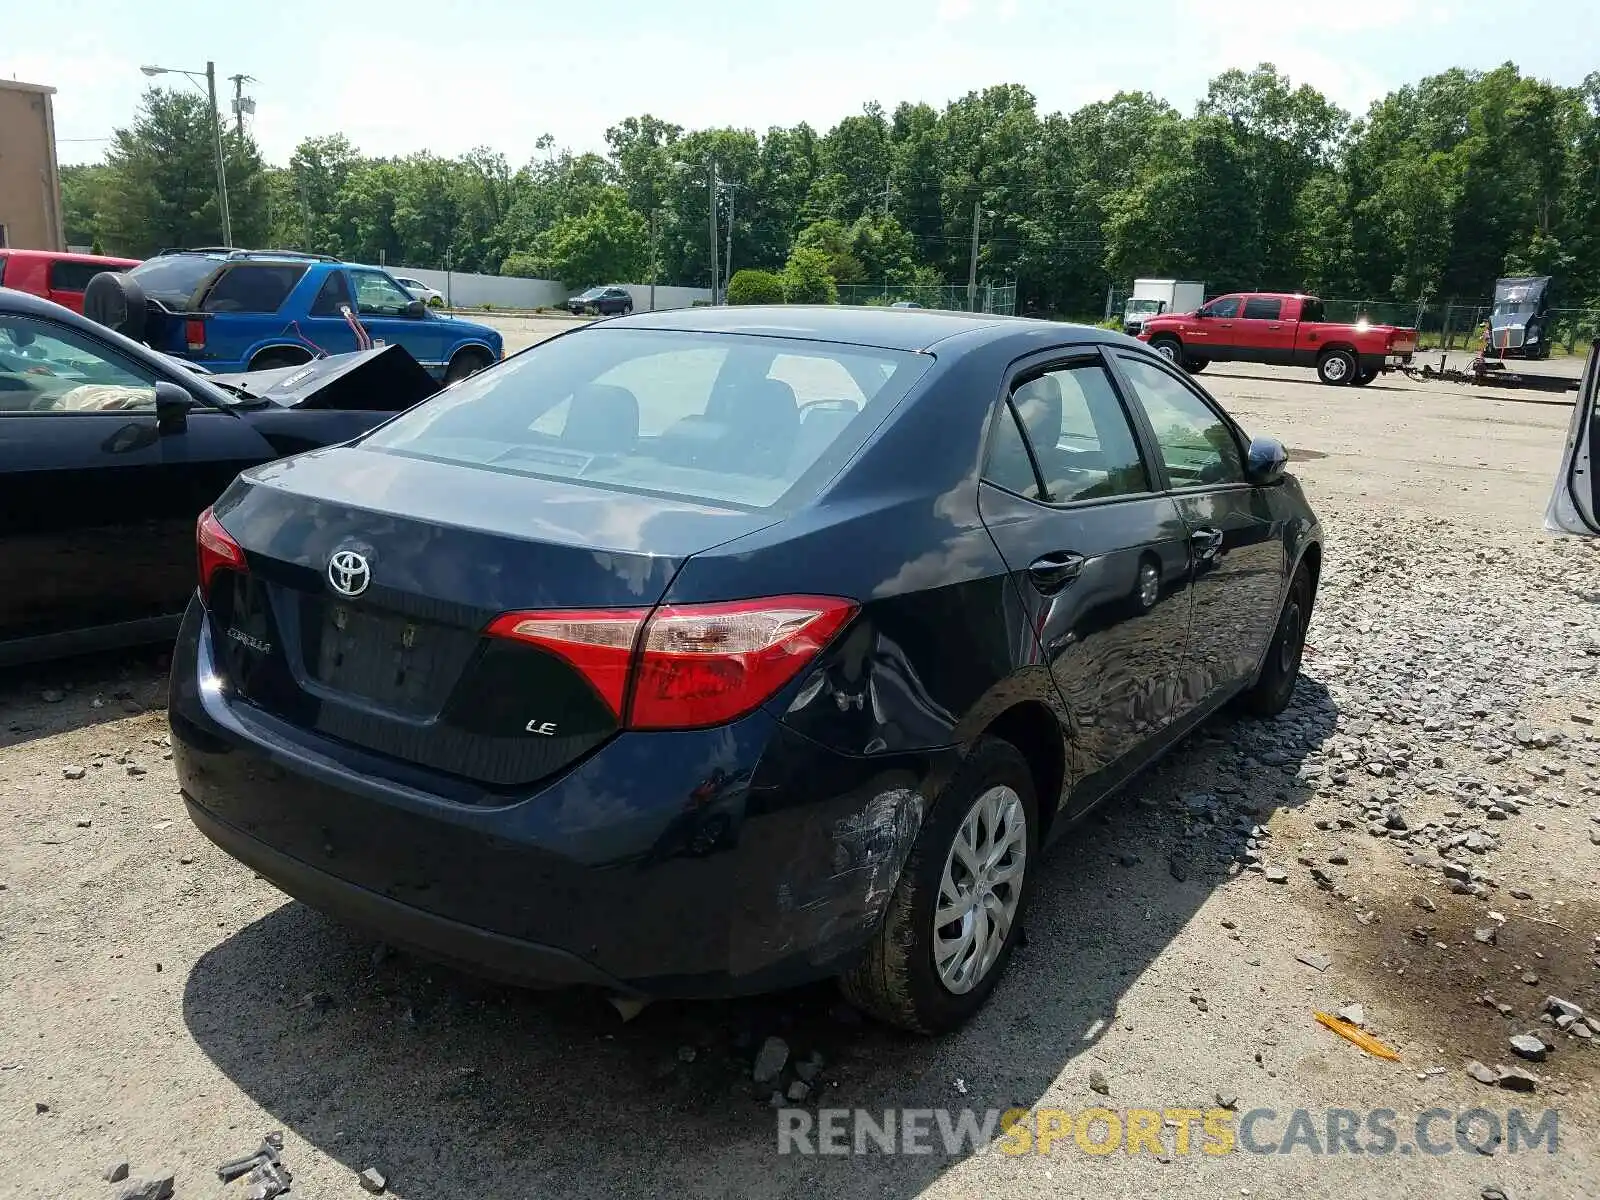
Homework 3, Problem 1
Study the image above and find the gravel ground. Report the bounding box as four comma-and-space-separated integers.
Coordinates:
1, 364, 1597, 1200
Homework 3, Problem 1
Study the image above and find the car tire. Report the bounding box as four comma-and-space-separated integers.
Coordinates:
1316, 349, 1355, 385
1240, 563, 1312, 718
623, 304, 633, 316
83, 271, 148, 343
248, 347, 312, 371
1350, 367, 1378, 387
840, 736, 1038, 1035
1183, 357, 1208, 374
444, 347, 494, 384
1149, 335, 1183, 366
427, 295, 445, 309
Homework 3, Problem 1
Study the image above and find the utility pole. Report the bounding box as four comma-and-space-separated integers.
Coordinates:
205, 63, 233, 247
882, 177, 893, 219
229, 74, 251, 138
966, 198, 981, 312
708, 160, 720, 305
649, 209, 658, 313
723, 183, 736, 297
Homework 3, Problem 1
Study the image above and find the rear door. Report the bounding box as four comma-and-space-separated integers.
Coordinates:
978, 348, 1193, 810
1188, 295, 1241, 360
1234, 295, 1294, 364
1108, 350, 1286, 713
1544, 340, 1598, 537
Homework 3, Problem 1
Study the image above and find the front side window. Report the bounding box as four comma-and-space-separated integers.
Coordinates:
351, 270, 417, 315
0, 316, 157, 412
362, 328, 932, 509
1201, 297, 1241, 319
1242, 297, 1282, 320
1116, 355, 1244, 487
1007, 362, 1151, 503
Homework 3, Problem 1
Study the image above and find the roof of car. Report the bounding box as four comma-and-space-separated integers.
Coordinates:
608, 304, 1114, 353
0, 248, 141, 267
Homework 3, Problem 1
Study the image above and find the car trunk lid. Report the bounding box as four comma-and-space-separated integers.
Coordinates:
204, 446, 776, 789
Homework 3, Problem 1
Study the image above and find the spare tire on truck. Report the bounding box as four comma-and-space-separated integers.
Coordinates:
83, 272, 149, 343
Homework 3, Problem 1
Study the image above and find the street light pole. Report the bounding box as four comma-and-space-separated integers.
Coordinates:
142, 62, 233, 247
204, 62, 233, 247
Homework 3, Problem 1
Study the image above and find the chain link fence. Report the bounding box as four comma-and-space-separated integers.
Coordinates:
835, 282, 1017, 314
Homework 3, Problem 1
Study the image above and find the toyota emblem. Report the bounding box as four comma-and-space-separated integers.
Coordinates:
328, 549, 372, 597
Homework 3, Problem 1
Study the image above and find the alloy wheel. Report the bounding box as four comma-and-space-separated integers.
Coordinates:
934, 785, 1028, 994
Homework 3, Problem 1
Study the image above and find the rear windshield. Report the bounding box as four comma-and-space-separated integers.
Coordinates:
361, 327, 933, 509
127, 256, 223, 307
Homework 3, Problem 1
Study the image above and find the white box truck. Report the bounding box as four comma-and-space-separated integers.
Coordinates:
1122, 279, 1206, 336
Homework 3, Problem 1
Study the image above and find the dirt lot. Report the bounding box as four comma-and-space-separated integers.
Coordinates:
2, 359, 1597, 1200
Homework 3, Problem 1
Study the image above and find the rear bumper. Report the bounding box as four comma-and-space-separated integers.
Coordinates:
169, 600, 942, 998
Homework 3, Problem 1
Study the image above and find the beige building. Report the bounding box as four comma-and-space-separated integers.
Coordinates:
0, 79, 65, 251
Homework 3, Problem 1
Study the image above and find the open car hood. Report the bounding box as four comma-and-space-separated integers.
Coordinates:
206, 344, 442, 411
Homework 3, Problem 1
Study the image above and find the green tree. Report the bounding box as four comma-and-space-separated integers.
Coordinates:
525, 188, 649, 286
793, 218, 864, 283
782, 246, 839, 303
726, 268, 785, 304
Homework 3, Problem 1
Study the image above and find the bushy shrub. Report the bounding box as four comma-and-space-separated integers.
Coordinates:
782, 248, 839, 305
726, 268, 786, 306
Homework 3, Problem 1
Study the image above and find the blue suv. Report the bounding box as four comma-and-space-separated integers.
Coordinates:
83, 250, 502, 382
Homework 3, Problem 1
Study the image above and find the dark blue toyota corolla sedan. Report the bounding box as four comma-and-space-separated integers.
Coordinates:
170, 305, 1321, 1032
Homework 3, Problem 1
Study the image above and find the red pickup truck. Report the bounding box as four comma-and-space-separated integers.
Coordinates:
0, 249, 140, 315
1137, 292, 1417, 386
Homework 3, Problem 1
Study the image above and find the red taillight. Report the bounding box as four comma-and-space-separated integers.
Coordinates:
488, 596, 857, 730
196, 507, 244, 601
185, 318, 206, 351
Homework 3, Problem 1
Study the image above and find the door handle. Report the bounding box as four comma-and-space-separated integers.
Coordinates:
1027, 551, 1086, 594
1189, 528, 1224, 559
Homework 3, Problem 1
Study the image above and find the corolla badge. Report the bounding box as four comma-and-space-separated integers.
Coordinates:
328, 549, 372, 597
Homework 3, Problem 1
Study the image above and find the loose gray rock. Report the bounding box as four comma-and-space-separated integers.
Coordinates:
1442, 861, 1471, 882
1264, 866, 1289, 884
752, 1036, 789, 1085
62, 766, 86, 780
794, 1052, 824, 1083
1088, 1069, 1110, 1096
358, 1167, 387, 1194
1509, 1034, 1547, 1061
1466, 1059, 1499, 1085
1495, 1066, 1538, 1092
786, 1079, 810, 1102
41, 688, 64, 703
1296, 950, 1332, 972
1544, 996, 1584, 1022
125, 764, 146, 777
1510, 888, 1533, 900
1474, 926, 1497, 946
103, 1161, 129, 1183
1412, 895, 1437, 912
114, 1174, 175, 1200
1215, 1092, 1238, 1111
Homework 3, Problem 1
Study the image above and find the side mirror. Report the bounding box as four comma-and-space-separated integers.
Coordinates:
1246, 435, 1288, 484
405, 299, 427, 317
155, 381, 193, 435
1193, 308, 1209, 319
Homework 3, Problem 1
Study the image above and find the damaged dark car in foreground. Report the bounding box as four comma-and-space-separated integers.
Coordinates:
0, 288, 442, 666
170, 306, 1322, 1033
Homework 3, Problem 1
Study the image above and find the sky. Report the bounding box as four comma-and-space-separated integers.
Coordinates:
7, 0, 1597, 168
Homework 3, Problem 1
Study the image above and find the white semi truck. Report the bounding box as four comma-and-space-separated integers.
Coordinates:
1122, 279, 1206, 336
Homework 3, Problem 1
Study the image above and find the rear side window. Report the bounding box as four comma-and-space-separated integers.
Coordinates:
49, 261, 123, 292
362, 328, 933, 509
1300, 298, 1324, 322
1242, 297, 1282, 320
201, 264, 308, 314
991, 361, 1150, 504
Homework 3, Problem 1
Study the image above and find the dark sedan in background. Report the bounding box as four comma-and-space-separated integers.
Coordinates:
171, 306, 1321, 1033
567, 286, 635, 316
0, 288, 438, 665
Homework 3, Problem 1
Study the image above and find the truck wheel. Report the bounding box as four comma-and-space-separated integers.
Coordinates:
1316, 349, 1355, 385
1350, 368, 1378, 387
1149, 336, 1182, 366
1182, 357, 1208, 374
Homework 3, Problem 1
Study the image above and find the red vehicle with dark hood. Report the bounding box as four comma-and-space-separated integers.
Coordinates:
1138, 292, 1417, 386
